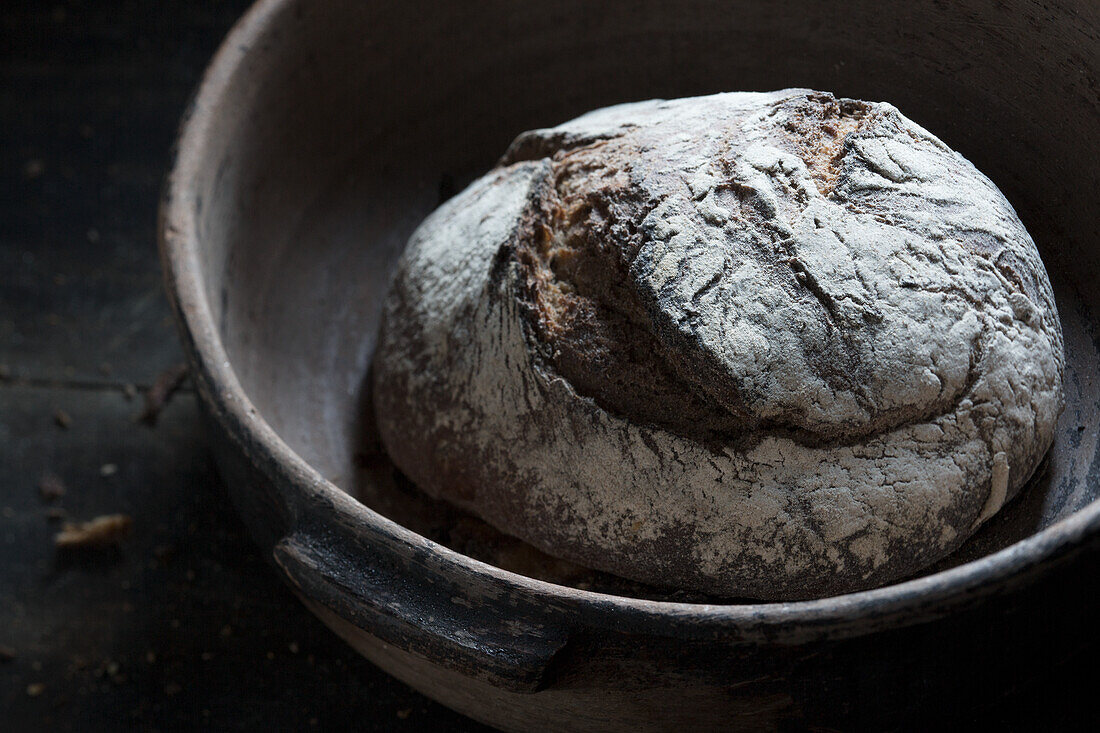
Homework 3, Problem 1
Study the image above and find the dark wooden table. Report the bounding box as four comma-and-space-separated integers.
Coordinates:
2, 2, 1097, 731
0, 1, 483, 729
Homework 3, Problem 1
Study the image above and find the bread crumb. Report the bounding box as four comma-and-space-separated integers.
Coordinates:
54, 514, 132, 549
53, 409, 72, 429
26, 682, 45, 697
37, 472, 66, 501
138, 363, 189, 425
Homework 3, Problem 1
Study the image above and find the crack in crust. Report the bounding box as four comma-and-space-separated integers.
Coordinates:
511, 91, 1003, 447
515, 147, 753, 444
780, 92, 874, 195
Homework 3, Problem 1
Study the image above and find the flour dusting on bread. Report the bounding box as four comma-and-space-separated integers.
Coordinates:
372, 90, 1064, 600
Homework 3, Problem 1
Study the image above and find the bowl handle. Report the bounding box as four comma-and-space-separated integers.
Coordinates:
273, 527, 570, 693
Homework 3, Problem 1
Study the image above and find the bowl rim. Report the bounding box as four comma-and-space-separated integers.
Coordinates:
160, 0, 1100, 636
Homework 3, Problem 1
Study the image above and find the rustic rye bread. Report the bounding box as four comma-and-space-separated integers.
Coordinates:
372, 89, 1065, 600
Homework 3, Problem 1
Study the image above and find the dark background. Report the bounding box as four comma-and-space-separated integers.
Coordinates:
0, 1, 483, 729
0, 1, 1096, 731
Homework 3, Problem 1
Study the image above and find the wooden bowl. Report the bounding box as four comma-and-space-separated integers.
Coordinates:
160, 1, 1100, 729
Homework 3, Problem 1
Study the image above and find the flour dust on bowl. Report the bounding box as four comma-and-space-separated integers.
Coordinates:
160, 1, 1100, 730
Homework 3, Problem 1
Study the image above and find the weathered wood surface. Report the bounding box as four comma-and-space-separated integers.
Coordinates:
0, 1, 483, 729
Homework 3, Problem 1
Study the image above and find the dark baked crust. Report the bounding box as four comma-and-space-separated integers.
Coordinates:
514, 143, 749, 442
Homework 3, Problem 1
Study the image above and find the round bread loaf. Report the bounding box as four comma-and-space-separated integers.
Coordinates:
372, 89, 1064, 600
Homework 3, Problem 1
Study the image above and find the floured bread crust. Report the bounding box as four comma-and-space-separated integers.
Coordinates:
372, 90, 1064, 600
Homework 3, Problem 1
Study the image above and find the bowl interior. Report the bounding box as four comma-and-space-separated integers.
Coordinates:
190, 0, 1100, 600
